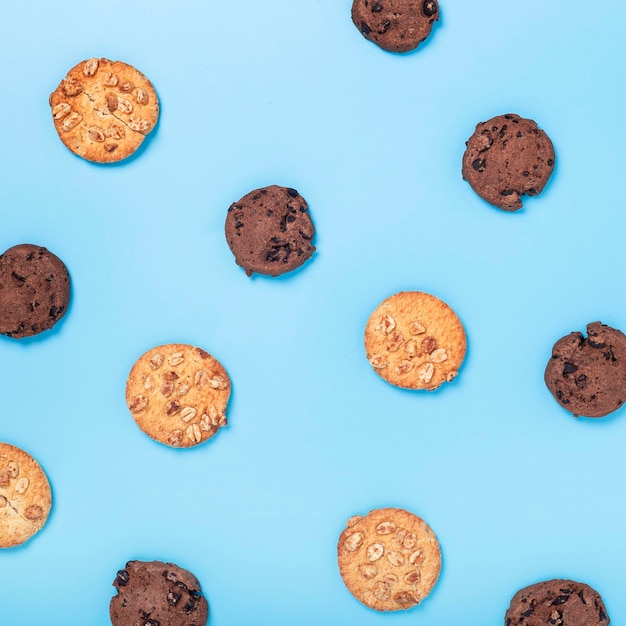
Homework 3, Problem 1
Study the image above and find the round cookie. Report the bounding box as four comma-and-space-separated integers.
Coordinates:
110, 560, 209, 626
0, 442, 52, 548
505, 579, 610, 625
126, 344, 231, 448
364, 291, 466, 390
544, 321, 626, 418
0, 243, 70, 339
225, 185, 316, 277
50, 57, 159, 163
462, 114, 555, 211
337, 507, 441, 611
351, 0, 439, 53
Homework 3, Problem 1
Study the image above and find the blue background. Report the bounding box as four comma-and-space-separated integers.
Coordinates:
1, 1, 626, 624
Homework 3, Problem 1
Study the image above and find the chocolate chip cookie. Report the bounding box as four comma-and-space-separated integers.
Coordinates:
505, 579, 610, 625
110, 560, 209, 626
351, 0, 439, 53
462, 114, 555, 211
0, 243, 70, 339
0, 442, 52, 548
50, 58, 159, 163
225, 185, 316, 277
364, 291, 466, 390
544, 321, 626, 418
338, 507, 441, 611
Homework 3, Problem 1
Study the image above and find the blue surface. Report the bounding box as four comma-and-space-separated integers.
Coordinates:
1, 1, 626, 624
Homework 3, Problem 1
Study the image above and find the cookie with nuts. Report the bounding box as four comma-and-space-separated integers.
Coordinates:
364, 291, 466, 390
337, 507, 441, 611
0, 442, 52, 548
126, 344, 231, 448
50, 57, 159, 163
351, 0, 439, 53
110, 560, 209, 626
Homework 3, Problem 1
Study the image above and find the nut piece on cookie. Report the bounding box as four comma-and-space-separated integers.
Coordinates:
337, 507, 441, 612
364, 291, 466, 390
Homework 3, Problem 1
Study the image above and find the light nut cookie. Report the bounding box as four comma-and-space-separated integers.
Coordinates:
126, 344, 231, 448
364, 291, 466, 390
338, 507, 441, 611
0, 442, 52, 548
50, 58, 159, 163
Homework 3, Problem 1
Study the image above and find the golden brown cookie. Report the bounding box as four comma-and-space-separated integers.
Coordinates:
49, 58, 159, 163
126, 344, 231, 448
0, 443, 52, 548
337, 507, 441, 611
364, 291, 466, 390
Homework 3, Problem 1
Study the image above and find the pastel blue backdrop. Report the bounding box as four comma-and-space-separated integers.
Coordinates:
1, 1, 626, 624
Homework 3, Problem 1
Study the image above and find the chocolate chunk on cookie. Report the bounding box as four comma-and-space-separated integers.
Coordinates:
338, 508, 441, 611
50, 58, 159, 163
110, 560, 209, 626
126, 344, 231, 448
462, 114, 555, 211
225, 185, 316, 277
351, 0, 439, 53
0, 442, 52, 548
0, 244, 70, 339
544, 321, 626, 418
505, 579, 610, 625
364, 291, 466, 390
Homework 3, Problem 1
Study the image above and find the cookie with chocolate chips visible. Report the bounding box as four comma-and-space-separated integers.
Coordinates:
351, 0, 440, 53
225, 185, 316, 277
505, 579, 610, 625
544, 321, 626, 418
110, 560, 209, 626
462, 114, 555, 211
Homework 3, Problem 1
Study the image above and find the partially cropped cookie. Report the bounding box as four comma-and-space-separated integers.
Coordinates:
351, 0, 439, 53
0, 443, 52, 548
126, 344, 231, 448
364, 291, 466, 390
544, 321, 626, 418
0, 244, 70, 339
462, 114, 555, 211
338, 507, 441, 611
505, 579, 610, 625
50, 58, 159, 162
110, 560, 209, 626
225, 185, 316, 277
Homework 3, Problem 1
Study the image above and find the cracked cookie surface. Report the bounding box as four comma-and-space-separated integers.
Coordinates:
364, 291, 466, 390
50, 58, 159, 163
110, 560, 209, 626
0, 442, 52, 548
126, 343, 231, 448
338, 507, 441, 612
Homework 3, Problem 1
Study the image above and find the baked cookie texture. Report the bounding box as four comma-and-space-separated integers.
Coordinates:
126, 344, 230, 448
110, 560, 209, 626
225, 185, 316, 277
0, 442, 52, 548
351, 0, 439, 53
337, 507, 441, 611
544, 321, 626, 418
462, 114, 555, 211
0, 243, 70, 339
505, 579, 610, 625
364, 291, 466, 390
50, 58, 159, 163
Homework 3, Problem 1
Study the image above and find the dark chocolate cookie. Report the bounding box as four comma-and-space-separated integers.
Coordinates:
110, 560, 209, 626
0, 244, 70, 339
505, 579, 610, 625
351, 0, 439, 53
462, 114, 555, 211
544, 321, 626, 418
225, 185, 316, 277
